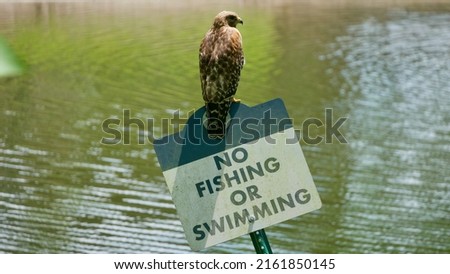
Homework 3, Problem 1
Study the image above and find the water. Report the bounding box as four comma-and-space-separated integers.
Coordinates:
1, 1, 449, 253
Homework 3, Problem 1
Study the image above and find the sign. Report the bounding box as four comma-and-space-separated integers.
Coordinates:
154, 98, 321, 251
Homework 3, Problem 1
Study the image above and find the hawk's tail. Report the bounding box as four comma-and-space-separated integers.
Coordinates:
205, 100, 232, 139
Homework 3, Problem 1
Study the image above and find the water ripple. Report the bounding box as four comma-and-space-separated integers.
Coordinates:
324, 10, 450, 253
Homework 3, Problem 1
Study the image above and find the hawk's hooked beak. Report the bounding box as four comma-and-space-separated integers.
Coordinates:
238, 17, 243, 25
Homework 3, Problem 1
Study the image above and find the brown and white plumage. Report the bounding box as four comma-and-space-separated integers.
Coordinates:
200, 11, 244, 138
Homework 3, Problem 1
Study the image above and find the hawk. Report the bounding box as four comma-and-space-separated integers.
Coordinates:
200, 11, 244, 139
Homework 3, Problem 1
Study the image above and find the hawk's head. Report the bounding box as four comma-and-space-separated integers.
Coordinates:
213, 11, 243, 28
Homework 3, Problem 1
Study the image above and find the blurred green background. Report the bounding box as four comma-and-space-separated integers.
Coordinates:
0, 0, 449, 253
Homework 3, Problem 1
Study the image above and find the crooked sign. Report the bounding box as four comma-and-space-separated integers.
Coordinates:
154, 98, 321, 251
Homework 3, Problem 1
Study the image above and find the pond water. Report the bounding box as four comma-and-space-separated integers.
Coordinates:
0, 0, 449, 253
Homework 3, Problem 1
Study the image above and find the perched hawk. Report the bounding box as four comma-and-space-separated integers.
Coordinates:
199, 11, 244, 138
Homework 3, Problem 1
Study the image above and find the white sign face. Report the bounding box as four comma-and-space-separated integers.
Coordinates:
162, 127, 321, 251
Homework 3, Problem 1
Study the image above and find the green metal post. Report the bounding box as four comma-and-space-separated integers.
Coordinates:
249, 229, 273, 254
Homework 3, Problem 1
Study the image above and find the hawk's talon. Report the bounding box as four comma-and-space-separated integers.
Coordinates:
231, 97, 241, 103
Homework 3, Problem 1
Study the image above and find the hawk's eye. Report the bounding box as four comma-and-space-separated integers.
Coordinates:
227, 15, 236, 20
